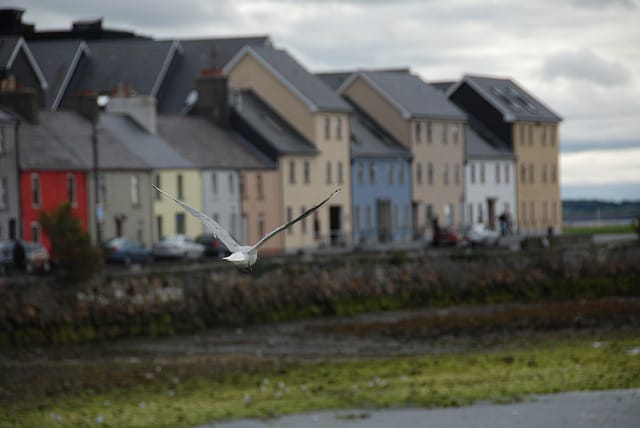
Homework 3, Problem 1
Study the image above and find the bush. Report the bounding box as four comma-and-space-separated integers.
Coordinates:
40, 202, 103, 282
633, 214, 640, 240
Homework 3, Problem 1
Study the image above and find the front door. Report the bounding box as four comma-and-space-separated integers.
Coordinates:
329, 205, 342, 246
487, 198, 496, 230
376, 199, 392, 242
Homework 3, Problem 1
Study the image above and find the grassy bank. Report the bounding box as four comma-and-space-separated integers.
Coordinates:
563, 224, 634, 235
2, 332, 639, 427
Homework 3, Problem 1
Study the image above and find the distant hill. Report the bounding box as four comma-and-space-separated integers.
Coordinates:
563, 200, 640, 221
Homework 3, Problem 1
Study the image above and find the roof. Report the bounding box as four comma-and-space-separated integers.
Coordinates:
349, 102, 412, 160
448, 75, 562, 123
18, 110, 151, 170
430, 81, 456, 93
28, 39, 89, 109
157, 114, 275, 170
339, 70, 466, 120
231, 90, 318, 157
0, 36, 47, 90
64, 39, 180, 99
224, 46, 351, 113
99, 113, 193, 169
315, 71, 352, 91
465, 116, 514, 160
156, 36, 271, 113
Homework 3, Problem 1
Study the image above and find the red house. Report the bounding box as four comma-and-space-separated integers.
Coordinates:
20, 170, 89, 251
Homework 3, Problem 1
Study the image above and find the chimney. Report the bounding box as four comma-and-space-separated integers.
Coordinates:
105, 86, 157, 134
196, 69, 229, 128
0, 79, 38, 123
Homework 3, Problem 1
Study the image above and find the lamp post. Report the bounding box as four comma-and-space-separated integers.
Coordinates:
92, 115, 103, 245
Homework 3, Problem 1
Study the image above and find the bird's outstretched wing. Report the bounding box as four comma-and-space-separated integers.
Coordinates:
153, 185, 241, 253
249, 188, 342, 252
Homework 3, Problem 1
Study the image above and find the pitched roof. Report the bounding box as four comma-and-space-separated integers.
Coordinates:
64, 39, 181, 99
448, 75, 562, 123
224, 46, 351, 113
157, 114, 275, 169
28, 39, 89, 109
349, 101, 412, 160
0, 36, 47, 90
156, 36, 271, 113
430, 81, 456, 93
315, 71, 352, 91
466, 118, 514, 160
339, 70, 466, 120
230, 90, 318, 158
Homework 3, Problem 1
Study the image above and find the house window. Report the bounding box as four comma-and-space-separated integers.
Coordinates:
452, 123, 460, 144
528, 163, 535, 183
468, 204, 474, 225
443, 163, 449, 185
393, 205, 399, 229
354, 205, 360, 232
528, 125, 534, 146
446, 203, 454, 226
256, 174, 264, 199
154, 174, 161, 200
156, 215, 163, 239
496, 164, 501, 184
336, 117, 342, 140
480, 163, 485, 184
289, 160, 296, 184
399, 161, 405, 185
521, 201, 527, 224
442, 122, 448, 143
454, 163, 461, 185
426, 121, 433, 143
304, 161, 310, 184
530, 201, 536, 224
66, 173, 77, 206
324, 116, 331, 140
520, 164, 527, 184
287, 207, 293, 234
31, 173, 41, 207
136, 219, 143, 242
414, 121, 422, 143
470, 163, 476, 184
477, 203, 483, 223
416, 163, 422, 185
177, 174, 184, 199
131, 175, 140, 206
542, 201, 549, 223
427, 163, 434, 185
326, 161, 332, 184
0, 176, 7, 209
357, 162, 364, 185
258, 213, 265, 237
211, 173, 218, 195
229, 173, 234, 193
520, 124, 525, 146
550, 127, 556, 146
542, 164, 548, 183
551, 163, 558, 183
239, 174, 245, 199
369, 162, 376, 184
552, 200, 558, 224
505, 164, 510, 184
301, 206, 307, 234
541, 126, 547, 146
404, 205, 410, 231
176, 213, 185, 234
388, 162, 394, 185
366, 205, 372, 231
31, 222, 41, 244
337, 161, 344, 185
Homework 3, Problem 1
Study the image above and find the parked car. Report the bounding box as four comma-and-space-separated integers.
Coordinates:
102, 237, 152, 265
152, 234, 205, 260
462, 223, 501, 247
0, 240, 51, 274
432, 227, 460, 247
195, 234, 229, 258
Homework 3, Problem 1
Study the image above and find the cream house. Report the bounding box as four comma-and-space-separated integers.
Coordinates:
224, 46, 352, 252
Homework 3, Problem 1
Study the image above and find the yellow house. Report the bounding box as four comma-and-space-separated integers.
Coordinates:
152, 169, 202, 240
224, 46, 353, 252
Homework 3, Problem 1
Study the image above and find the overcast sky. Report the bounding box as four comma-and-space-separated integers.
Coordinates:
6, 0, 640, 200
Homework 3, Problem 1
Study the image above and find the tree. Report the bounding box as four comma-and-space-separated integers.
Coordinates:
40, 203, 102, 282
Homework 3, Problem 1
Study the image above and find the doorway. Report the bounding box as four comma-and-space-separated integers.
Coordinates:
487, 198, 496, 230
329, 205, 342, 246
376, 199, 392, 242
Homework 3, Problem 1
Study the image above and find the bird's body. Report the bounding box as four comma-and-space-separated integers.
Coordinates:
153, 185, 341, 270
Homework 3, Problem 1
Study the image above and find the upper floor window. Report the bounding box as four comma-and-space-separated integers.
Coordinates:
369, 162, 376, 184
452, 123, 460, 144
528, 125, 534, 146
480, 163, 485, 184
211, 173, 218, 195
505, 164, 510, 184
520, 164, 527, 184
177, 174, 184, 199
0, 176, 7, 209
326, 161, 332, 184
388, 162, 394, 185
427, 163, 434, 185
131, 175, 140, 206
324, 116, 331, 140
31, 173, 41, 207
443, 162, 449, 185
426, 121, 433, 143
67, 173, 77, 206
256, 174, 264, 199
542, 164, 548, 183
258, 213, 265, 237
519, 124, 525, 146
495, 164, 501, 184
301, 206, 307, 234
357, 162, 364, 185
337, 161, 344, 185
550, 127, 556, 146
454, 163, 461, 185
239, 174, 245, 199
304, 161, 311, 184
416, 163, 423, 184
541, 125, 547, 146
287, 207, 293, 235
442, 122, 448, 144
528, 163, 535, 183
154, 174, 161, 200
399, 161, 405, 185
470, 163, 476, 184
414, 121, 422, 143
289, 160, 296, 184
336, 117, 342, 140
229, 173, 234, 193
551, 163, 558, 183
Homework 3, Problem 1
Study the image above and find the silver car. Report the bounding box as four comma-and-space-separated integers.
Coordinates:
151, 234, 205, 260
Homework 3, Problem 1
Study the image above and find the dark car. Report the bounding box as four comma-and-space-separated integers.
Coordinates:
195, 234, 228, 258
0, 240, 52, 274
432, 227, 460, 247
102, 237, 152, 265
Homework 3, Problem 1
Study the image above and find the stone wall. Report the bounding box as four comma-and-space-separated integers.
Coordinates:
1, 242, 639, 346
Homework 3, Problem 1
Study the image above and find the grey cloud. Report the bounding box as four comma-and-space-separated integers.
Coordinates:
541, 49, 631, 86
570, 0, 637, 9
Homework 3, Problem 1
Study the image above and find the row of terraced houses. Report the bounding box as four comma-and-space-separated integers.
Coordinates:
0, 8, 562, 254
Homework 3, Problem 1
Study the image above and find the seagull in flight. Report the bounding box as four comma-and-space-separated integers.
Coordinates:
153, 185, 341, 270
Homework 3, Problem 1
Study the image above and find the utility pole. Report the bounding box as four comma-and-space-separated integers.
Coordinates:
92, 117, 102, 245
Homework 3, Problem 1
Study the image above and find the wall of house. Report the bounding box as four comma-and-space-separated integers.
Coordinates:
343, 77, 409, 145
513, 122, 562, 235
201, 169, 242, 244
240, 169, 283, 253
465, 159, 517, 231
351, 157, 413, 244
88, 171, 154, 246
20, 170, 88, 251
0, 122, 20, 240
152, 169, 202, 241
